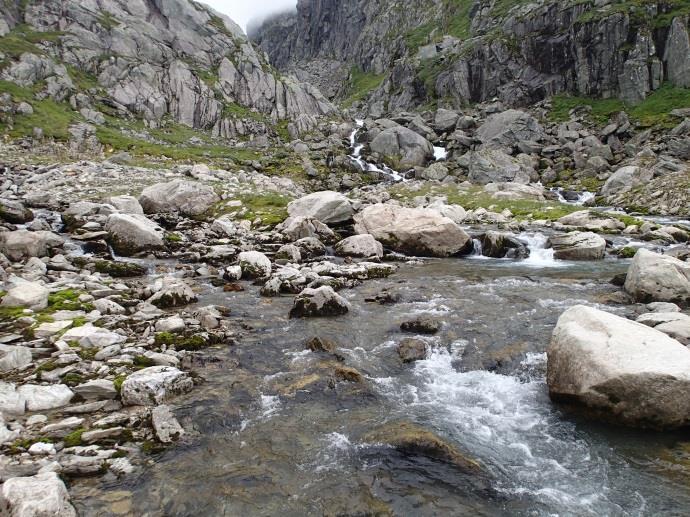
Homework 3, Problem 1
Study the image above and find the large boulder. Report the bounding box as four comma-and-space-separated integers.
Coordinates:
335, 235, 384, 258
105, 213, 166, 256
557, 210, 625, 233
147, 277, 198, 308
238, 251, 272, 279
277, 216, 337, 243
547, 305, 690, 429
354, 204, 472, 257
105, 195, 144, 215
286, 191, 353, 224
476, 109, 544, 149
0, 198, 33, 224
1, 472, 76, 517
479, 231, 529, 259
17, 384, 74, 411
289, 286, 351, 318
466, 149, 531, 185
548, 232, 607, 261
0, 230, 64, 261
624, 249, 690, 305
601, 166, 653, 196
120, 366, 194, 406
369, 126, 434, 168
1, 281, 49, 310
139, 180, 220, 216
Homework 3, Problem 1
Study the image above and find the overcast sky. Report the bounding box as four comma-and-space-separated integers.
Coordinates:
204, 0, 297, 32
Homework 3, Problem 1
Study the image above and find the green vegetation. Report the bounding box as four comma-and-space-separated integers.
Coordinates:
232, 192, 290, 226
0, 25, 64, 58
8, 437, 52, 455
113, 374, 127, 394
154, 332, 210, 351
165, 232, 183, 243
94, 260, 147, 278
97, 11, 121, 31
48, 289, 92, 311
577, 0, 690, 28
61, 372, 85, 386
342, 66, 386, 107
550, 84, 690, 127
133, 355, 156, 368
64, 428, 86, 448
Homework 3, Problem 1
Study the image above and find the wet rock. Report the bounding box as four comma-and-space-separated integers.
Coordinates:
289, 286, 351, 318
400, 316, 440, 335
151, 405, 185, 443
0, 230, 64, 261
479, 231, 529, 259
369, 125, 434, 168
547, 305, 690, 429
548, 232, 606, 261
139, 180, 220, 216
624, 249, 690, 305
354, 204, 472, 257
1, 281, 48, 310
335, 234, 384, 258
295, 237, 327, 259
238, 251, 272, 279
1, 472, 76, 517
0, 198, 33, 224
287, 191, 353, 224
332, 365, 364, 384
62, 325, 126, 349
397, 338, 427, 363
105, 213, 166, 256
121, 366, 194, 406
148, 277, 198, 308
275, 244, 302, 263
306, 336, 338, 354
363, 421, 481, 472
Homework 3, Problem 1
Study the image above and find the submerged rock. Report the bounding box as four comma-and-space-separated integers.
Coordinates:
354, 204, 472, 257
152, 405, 185, 443
289, 286, 351, 318
397, 338, 427, 363
400, 316, 441, 335
624, 249, 690, 305
547, 305, 690, 429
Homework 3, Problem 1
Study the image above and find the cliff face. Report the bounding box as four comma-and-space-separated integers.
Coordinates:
252, 0, 690, 113
0, 0, 336, 140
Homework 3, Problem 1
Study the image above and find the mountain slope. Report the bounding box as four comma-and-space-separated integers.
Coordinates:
252, 0, 690, 113
0, 0, 337, 150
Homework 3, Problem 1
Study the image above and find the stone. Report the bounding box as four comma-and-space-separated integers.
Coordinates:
155, 316, 186, 333
476, 109, 544, 149
0, 198, 33, 224
466, 149, 531, 185
398, 338, 427, 363
601, 166, 653, 196
289, 286, 351, 318
484, 182, 545, 201
61, 325, 126, 349
637, 312, 690, 345
547, 305, 690, 429
287, 191, 353, 224
0, 382, 26, 415
151, 405, 185, 443
139, 181, 220, 216
120, 366, 193, 406
664, 17, 690, 87
334, 234, 384, 258
0, 345, 32, 372
211, 216, 238, 237
369, 126, 434, 168
17, 384, 74, 411
0, 230, 64, 261
238, 251, 272, 279
434, 108, 460, 132
148, 277, 198, 308
105, 213, 166, 256
277, 216, 337, 242
275, 244, 302, 263
81, 427, 125, 444
1, 282, 49, 310
92, 298, 126, 315
400, 316, 440, 335
28, 442, 56, 456
624, 249, 690, 305
479, 231, 530, 259
557, 211, 625, 232
105, 195, 144, 215
72, 379, 118, 400
305, 336, 338, 354
354, 204, 472, 257
1, 472, 76, 517
549, 232, 607, 261
34, 320, 73, 338
419, 163, 449, 181
295, 237, 327, 259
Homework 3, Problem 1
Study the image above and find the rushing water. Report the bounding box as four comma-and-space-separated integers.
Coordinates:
70, 255, 690, 516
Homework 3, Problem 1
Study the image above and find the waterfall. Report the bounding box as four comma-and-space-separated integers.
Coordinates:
347, 120, 404, 182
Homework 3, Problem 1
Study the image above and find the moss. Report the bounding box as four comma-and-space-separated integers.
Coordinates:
61, 373, 85, 386
617, 246, 638, 258
154, 332, 209, 351
165, 232, 182, 243
0, 306, 30, 320
141, 440, 165, 454
211, 191, 291, 227
342, 66, 386, 107
77, 347, 97, 361
35, 360, 59, 374
47, 289, 92, 312
94, 260, 147, 278
133, 355, 155, 368
63, 428, 86, 448
8, 437, 52, 455
113, 374, 127, 394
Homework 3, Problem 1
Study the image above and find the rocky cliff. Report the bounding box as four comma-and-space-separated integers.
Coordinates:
252, 0, 690, 114
0, 0, 336, 145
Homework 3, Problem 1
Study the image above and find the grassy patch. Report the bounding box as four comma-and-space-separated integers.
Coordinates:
154, 332, 210, 351
0, 25, 64, 58
234, 192, 290, 226
64, 428, 86, 448
342, 66, 386, 107
550, 84, 690, 127
48, 289, 92, 312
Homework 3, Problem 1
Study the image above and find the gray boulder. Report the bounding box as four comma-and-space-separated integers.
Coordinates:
105, 213, 166, 256
139, 181, 220, 216
335, 234, 384, 258
354, 204, 472, 257
549, 232, 607, 261
289, 286, 351, 318
548, 305, 690, 429
624, 249, 690, 305
601, 166, 653, 196
1, 472, 76, 517
238, 251, 272, 279
664, 17, 690, 87
476, 110, 544, 149
1, 281, 49, 310
121, 366, 194, 406
0, 198, 33, 224
287, 191, 353, 224
466, 149, 531, 185
105, 195, 144, 215
369, 126, 434, 168
0, 230, 64, 261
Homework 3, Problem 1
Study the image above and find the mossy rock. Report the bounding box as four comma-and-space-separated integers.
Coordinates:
94, 260, 147, 278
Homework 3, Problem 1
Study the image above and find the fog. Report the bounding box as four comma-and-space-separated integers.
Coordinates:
203, 0, 297, 32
